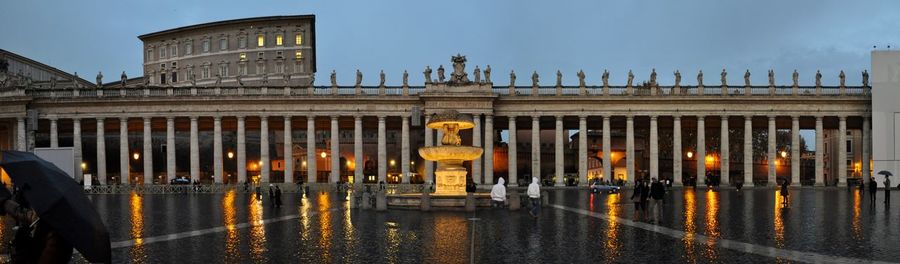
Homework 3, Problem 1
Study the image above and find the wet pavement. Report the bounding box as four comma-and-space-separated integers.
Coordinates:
2, 187, 898, 263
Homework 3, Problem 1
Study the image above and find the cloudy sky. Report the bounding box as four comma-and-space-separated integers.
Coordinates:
2, 0, 899, 86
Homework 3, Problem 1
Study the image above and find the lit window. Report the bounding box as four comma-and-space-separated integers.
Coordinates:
239, 53, 246, 61
295, 34, 302, 46
295, 51, 302, 59
202, 40, 210, 52
257, 34, 265, 47
276, 34, 283, 46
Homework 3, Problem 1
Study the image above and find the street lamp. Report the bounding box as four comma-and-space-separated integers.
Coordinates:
133, 152, 140, 160
686, 151, 694, 159
227, 151, 234, 159
780, 150, 787, 158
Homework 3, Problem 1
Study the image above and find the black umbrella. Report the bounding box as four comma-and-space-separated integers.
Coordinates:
878, 170, 893, 177
0, 151, 111, 263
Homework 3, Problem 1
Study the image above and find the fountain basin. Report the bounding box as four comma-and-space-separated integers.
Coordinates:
418, 146, 484, 161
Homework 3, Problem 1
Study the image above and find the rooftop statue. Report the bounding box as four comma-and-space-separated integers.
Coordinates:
650, 68, 657, 85
744, 70, 751, 86
379, 70, 385, 87
720, 69, 727, 86
73, 72, 81, 88
402, 70, 409, 86
474, 66, 481, 83
437, 65, 445, 83
697, 70, 704, 86
792, 69, 799, 86
602, 70, 609, 86
531, 71, 539, 87
627, 70, 634, 87
236, 75, 244, 86
282, 72, 290, 85
449, 54, 470, 85
424, 66, 433, 84
577, 70, 586, 87
308, 73, 315, 87
215, 74, 222, 85
96, 71, 103, 88
862, 70, 869, 87
261, 73, 268, 84
120, 71, 127, 87
484, 65, 492, 83
839, 70, 846, 87
674, 70, 681, 87
355, 69, 362, 86
330, 70, 337, 87
191, 74, 197, 86
556, 70, 562, 87
815, 70, 822, 87
768, 70, 775, 86
509, 70, 516, 86
51, 77, 58, 88
142, 76, 148, 86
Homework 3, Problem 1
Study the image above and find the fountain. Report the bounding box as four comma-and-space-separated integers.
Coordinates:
418, 110, 484, 195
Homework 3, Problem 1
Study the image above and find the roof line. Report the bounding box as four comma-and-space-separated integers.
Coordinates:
138, 15, 315, 40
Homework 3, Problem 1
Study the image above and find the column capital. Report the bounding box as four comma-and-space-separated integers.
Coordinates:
189, 116, 199, 121
792, 115, 800, 121
259, 115, 268, 120
121, 117, 130, 122
649, 115, 658, 121
48, 116, 59, 121
354, 115, 363, 121
307, 114, 316, 120
602, 115, 611, 121
578, 115, 587, 120
696, 115, 704, 121
768, 115, 777, 119
96, 117, 105, 121
673, 115, 681, 121
331, 115, 339, 120
401, 115, 410, 121
213, 116, 222, 121
377, 115, 386, 121
815, 115, 823, 121
507, 115, 517, 120
484, 114, 494, 121
838, 115, 847, 121
555, 114, 564, 120
626, 115, 634, 121
744, 115, 753, 120
473, 114, 481, 120
284, 115, 293, 120
531, 114, 541, 120
236, 115, 245, 121
721, 115, 728, 120
143, 116, 152, 122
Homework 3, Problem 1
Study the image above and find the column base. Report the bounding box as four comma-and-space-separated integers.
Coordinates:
837, 182, 847, 187
814, 182, 825, 187
790, 182, 801, 187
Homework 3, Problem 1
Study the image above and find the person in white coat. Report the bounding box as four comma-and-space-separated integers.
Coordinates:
527, 177, 541, 217
490, 177, 507, 208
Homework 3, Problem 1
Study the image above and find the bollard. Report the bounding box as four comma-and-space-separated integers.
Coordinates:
508, 191, 521, 211
420, 191, 431, 211
361, 192, 372, 210
465, 192, 476, 212
376, 191, 387, 211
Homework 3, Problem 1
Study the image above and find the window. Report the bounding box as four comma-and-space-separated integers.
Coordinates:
202, 40, 210, 52
160, 46, 166, 59
275, 62, 284, 74
238, 37, 247, 49
147, 49, 154, 60
276, 51, 283, 58
171, 45, 177, 57
219, 64, 228, 77
220, 38, 228, 50
295, 34, 302, 46
257, 34, 265, 47
187, 68, 194, 80
239, 53, 246, 61
257, 52, 264, 59
846, 139, 852, 153
201, 66, 210, 79
295, 50, 302, 59
160, 73, 166, 84
185, 43, 192, 55
238, 64, 247, 75
276, 34, 283, 46
171, 71, 178, 82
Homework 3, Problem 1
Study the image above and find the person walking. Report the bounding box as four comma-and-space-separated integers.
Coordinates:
268, 184, 276, 208
885, 176, 892, 205
527, 177, 541, 218
490, 177, 507, 208
466, 180, 477, 194
0, 188, 74, 263
649, 178, 666, 224
869, 176, 878, 205
255, 184, 262, 201
274, 186, 283, 208
780, 180, 790, 207
735, 179, 744, 196
631, 180, 645, 221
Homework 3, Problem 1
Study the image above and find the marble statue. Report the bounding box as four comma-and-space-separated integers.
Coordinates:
190, 74, 196, 86
839, 70, 846, 87
282, 72, 290, 85
862, 70, 869, 87
474, 66, 481, 83
815, 70, 822, 87
402, 70, 409, 86
51, 77, 58, 88
674, 70, 682, 87
744, 70, 751, 86
650, 68, 657, 85
437, 65, 445, 83
577, 70, 586, 87
120, 71, 127, 87
73, 72, 81, 88
236, 75, 244, 86
308, 73, 315, 87
96, 71, 103, 88
720, 69, 727, 86
215, 74, 222, 85
531, 71, 539, 87
697, 70, 704, 86
627, 70, 634, 87
142, 76, 149, 86
330, 70, 337, 86
792, 70, 799, 86
768, 70, 775, 86
424, 66, 433, 84
262, 73, 269, 84
355, 69, 362, 86
449, 55, 470, 84
510, 70, 516, 86
602, 70, 609, 86
556, 70, 562, 87
379, 70, 385, 86
484, 65, 492, 83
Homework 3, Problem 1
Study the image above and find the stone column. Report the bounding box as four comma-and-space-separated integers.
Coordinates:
50, 118, 58, 148
237, 116, 247, 184
261, 116, 270, 183
626, 115, 635, 183
354, 115, 363, 184
531, 115, 541, 183
213, 116, 223, 184
73, 118, 83, 182
473, 115, 483, 184
555, 115, 564, 186
602, 116, 612, 183
16, 117, 25, 151
401, 115, 411, 184
744, 116, 753, 186
578, 115, 588, 186
96, 118, 106, 185
791, 116, 800, 186
166, 117, 175, 183
190, 116, 199, 182
424, 115, 434, 184
484, 115, 495, 185
720, 116, 729, 185
767, 116, 776, 186
120, 118, 129, 184
838, 116, 847, 186
508, 116, 518, 186
307, 116, 316, 183
377, 115, 387, 183
815, 116, 824, 186
673, 116, 682, 186
284, 116, 293, 183
331, 116, 340, 183
697, 116, 706, 185
143, 117, 153, 184
650, 116, 659, 180
863, 116, 871, 182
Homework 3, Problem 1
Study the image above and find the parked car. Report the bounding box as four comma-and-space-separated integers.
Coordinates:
590, 179, 620, 193
170, 177, 191, 185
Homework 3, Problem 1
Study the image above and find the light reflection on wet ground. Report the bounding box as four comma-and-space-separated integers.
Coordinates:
4, 187, 896, 263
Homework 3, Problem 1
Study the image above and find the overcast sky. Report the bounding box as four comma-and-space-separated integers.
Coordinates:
2, 0, 899, 87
